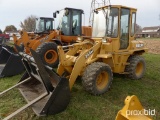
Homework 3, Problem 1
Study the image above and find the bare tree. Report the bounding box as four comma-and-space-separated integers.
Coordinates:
159, 14, 160, 24
20, 15, 36, 32
135, 23, 142, 32
4, 25, 17, 32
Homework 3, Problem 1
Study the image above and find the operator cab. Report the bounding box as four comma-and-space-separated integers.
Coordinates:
35, 17, 54, 34
53, 8, 83, 36
92, 5, 137, 51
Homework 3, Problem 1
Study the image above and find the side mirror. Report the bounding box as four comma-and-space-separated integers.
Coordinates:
53, 12, 56, 18
94, 10, 98, 14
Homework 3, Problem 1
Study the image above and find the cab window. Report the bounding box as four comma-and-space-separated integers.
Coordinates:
131, 13, 136, 36
120, 8, 130, 49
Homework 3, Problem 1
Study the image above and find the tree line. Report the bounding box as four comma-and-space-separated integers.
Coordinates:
2, 15, 36, 33
2, 15, 142, 33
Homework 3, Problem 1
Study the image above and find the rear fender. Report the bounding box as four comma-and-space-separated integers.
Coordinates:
30, 32, 57, 51
53, 39, 63, 45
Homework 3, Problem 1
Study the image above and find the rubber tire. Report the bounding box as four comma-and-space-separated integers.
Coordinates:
0, 37, 6, 44
36, 42, 59, 67
125, 55, 146, 79
82, 62, 113, 95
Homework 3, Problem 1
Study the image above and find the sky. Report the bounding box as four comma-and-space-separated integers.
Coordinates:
0, 0, 160, 31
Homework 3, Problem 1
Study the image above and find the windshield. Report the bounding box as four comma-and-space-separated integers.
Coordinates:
57, 10, 70, 35
92, 7, 119, 38
56, 10, 65, 29
46, 20, 52, 31
35, 18, 53, 33
35, 18, 45, 33
92, 10, 106, 37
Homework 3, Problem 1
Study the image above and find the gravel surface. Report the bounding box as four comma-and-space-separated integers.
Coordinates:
139, 39, 160, 54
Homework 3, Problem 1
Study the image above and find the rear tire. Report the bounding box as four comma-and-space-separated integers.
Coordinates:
82, 62, 113, 95
125, 55, 146, 79
36, 42, 59, 67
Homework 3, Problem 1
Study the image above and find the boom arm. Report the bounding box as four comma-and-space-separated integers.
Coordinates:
57, 40, 102, 89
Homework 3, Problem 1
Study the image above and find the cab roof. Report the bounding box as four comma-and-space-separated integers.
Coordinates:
96, 5, 137, 11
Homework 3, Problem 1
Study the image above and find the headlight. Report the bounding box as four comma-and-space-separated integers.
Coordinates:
77, 37, 83, 41
102, 38, 107, 43
136, 43, 144, 48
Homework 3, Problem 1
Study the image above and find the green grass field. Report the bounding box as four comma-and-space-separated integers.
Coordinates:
0, 53, 160, 120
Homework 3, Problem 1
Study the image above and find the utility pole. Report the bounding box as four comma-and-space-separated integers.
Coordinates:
159, 14, 160, 22
159, 14, 160, 27
89, 0, 110, 26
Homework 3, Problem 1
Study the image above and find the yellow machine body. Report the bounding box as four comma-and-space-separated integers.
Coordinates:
56, 5, 148, 89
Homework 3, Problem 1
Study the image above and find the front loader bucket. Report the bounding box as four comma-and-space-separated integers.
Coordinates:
0, 49, 70, 120
0, 37, 5, 51
0, 46, 24, 77
0, 37, 8, 51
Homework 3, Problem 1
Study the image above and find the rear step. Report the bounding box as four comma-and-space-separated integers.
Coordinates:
0, 49, 70, 120
0, 46, 24, 77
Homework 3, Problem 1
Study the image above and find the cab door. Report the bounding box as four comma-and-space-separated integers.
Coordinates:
119, 8, 130, 49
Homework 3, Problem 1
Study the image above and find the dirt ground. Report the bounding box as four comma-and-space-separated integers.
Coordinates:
140, 39, 160, 54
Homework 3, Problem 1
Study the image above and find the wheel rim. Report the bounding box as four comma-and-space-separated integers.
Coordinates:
44, 50, 57, 64
135, 62, 143, 77
96, 71, 109, 90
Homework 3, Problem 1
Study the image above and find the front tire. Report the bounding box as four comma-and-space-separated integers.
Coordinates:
125, 55, 146, 79
36, 42, 59, 67
0, 37, 6, 44
82, 62, 113, 95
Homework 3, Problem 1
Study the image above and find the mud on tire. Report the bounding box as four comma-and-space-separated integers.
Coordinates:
82, 62, 113, 95
36, 42, 59, 67
125, 55, 146, 79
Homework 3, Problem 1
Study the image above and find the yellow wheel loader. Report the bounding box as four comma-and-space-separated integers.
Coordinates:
0, 5, 149, 119
0, 7, 92, 77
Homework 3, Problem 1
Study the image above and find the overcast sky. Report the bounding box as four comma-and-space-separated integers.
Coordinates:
0, 0, 160, 31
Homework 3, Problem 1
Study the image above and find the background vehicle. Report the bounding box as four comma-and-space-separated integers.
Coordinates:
0, 7, 92, 77
21, 8, 92, 67
0, 32, 10, 51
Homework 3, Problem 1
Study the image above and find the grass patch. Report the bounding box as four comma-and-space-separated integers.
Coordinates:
0, 53, 160, 120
